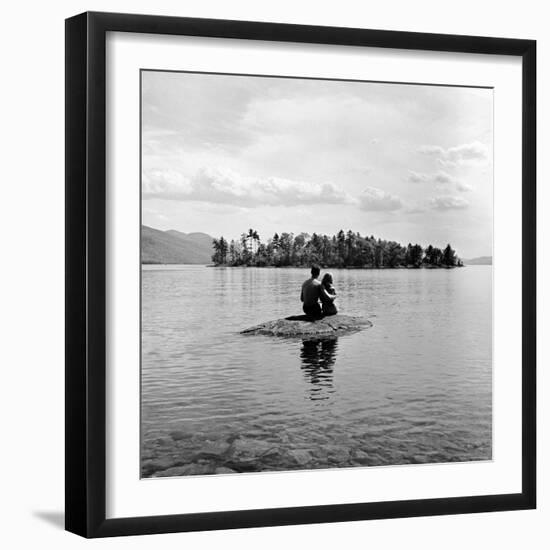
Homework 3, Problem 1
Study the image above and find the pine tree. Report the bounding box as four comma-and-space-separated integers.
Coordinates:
443, 243, 457, 267
213, 228, 460, 269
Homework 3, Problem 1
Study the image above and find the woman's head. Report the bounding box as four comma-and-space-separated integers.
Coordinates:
322, 272, 333, 286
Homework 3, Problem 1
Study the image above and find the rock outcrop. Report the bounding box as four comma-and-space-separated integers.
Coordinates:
241, 314, 372, 339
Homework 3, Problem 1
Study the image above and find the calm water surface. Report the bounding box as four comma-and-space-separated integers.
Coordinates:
141, 266, 492, 477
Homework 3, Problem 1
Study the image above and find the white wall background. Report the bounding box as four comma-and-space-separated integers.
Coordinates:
0, 1, 546, 547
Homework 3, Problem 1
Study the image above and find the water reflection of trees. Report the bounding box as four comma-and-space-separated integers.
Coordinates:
299, 338, 338, 401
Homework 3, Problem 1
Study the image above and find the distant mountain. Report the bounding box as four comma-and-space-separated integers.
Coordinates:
464, 256, 492, 265
141, 225, 213, 264
164, 229, 187, 238
165, 230, 214, 250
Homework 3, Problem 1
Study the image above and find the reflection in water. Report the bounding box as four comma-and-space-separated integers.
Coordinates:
142, 266, 493, 476
299, 338, 338, 400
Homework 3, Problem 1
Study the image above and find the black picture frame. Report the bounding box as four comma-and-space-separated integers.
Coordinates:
65, 11, 536, 538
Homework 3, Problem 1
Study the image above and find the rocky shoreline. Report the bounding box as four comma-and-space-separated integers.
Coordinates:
142, 432, 388, 478
141, 429, 490, 478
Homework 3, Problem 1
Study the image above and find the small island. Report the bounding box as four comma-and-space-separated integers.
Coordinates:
241, 314, 373, 339
212, 229, 462, 269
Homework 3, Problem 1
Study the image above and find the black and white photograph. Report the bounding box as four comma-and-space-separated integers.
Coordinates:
140, 70, 493, 478
0, 0, 543, 545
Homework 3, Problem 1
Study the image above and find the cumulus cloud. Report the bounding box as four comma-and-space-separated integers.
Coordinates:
429, 195, 469, 210
142, 167, 354, 207
433, 171, 454, 184
358, 186, 403, 211
407, 171, 430, 184
419, 141, 489, 167
455, 181, 473, 192
407, 170, 472, 192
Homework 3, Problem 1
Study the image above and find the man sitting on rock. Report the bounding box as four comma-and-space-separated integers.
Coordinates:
301, 265, 323, 319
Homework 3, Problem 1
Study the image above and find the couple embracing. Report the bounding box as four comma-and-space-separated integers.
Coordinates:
300, 265, 338, 319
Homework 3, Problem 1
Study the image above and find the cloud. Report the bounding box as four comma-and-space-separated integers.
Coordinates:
419, 141, 489, 167
142, 167, 354, 207
407, 170, 472, 192
358, 186, 403, 211
408, 170, 456, 185
429, 195, 469, 210
455, 181, 473, 192
407, 171, 430, 184
433, 171, 454, 184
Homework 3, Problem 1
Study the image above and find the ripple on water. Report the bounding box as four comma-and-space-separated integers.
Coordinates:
141, 266, 492, 477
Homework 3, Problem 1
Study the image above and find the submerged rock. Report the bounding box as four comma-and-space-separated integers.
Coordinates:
169, 430, 193, 441
153, 463, 215, 477
215, 467, 238, 475
241, 314, 372, 339
229, 437, 277, 462
192, 440, 231, 461
288, 449, 313, 466
142, 457, 185, 477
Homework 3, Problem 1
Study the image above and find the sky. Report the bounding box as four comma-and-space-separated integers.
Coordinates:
141, 70, 493, 258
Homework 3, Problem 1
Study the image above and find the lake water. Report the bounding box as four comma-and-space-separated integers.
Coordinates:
141, 265, 492, 477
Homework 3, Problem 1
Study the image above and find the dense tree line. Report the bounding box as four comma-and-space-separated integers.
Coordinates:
212, 228, 462, 268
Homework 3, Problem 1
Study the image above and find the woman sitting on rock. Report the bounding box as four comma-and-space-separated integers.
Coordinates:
320, 272, 338, 316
